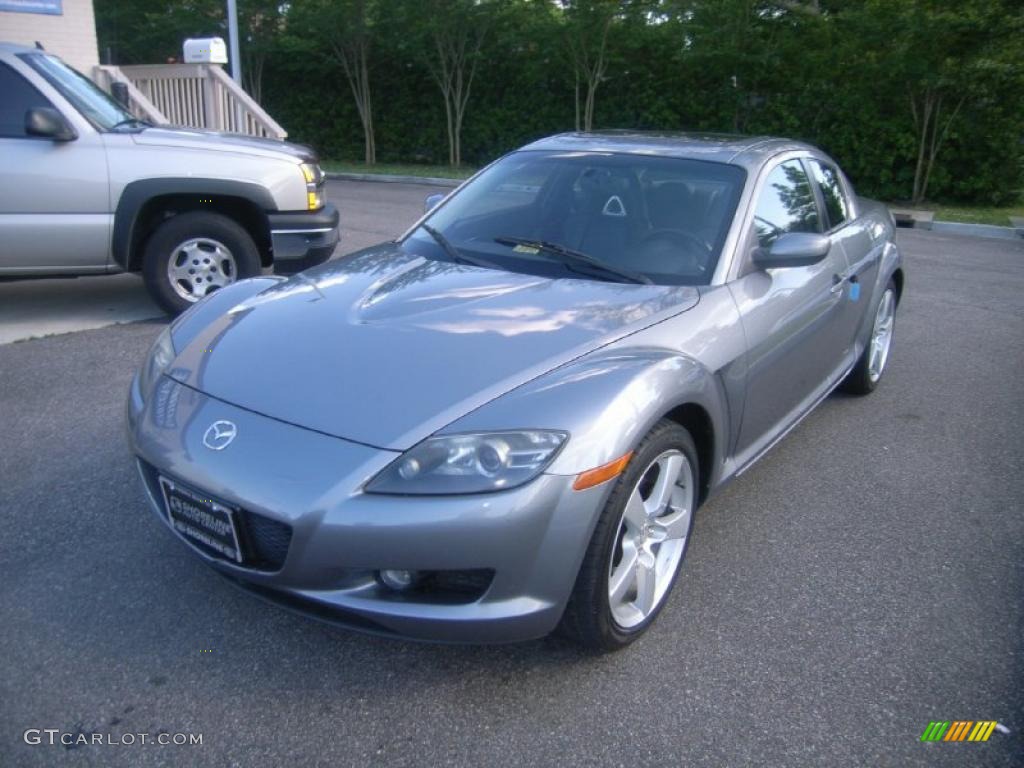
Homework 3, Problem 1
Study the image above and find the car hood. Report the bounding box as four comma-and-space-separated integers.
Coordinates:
132, 126, 313, 162
167, 244, 699, 450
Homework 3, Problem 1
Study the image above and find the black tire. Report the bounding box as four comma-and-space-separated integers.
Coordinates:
557, 419, 699, 652
841, 279, 897, 395
141, 211, 261, 316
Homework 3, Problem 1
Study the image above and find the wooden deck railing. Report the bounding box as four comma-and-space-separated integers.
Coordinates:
93, 65, 167, 125
97, 63, 287, 140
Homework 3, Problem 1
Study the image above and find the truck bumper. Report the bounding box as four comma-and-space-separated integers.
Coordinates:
269, 204, 340, 275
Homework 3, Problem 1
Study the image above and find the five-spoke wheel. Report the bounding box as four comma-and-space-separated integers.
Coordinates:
559, 420, 698, 651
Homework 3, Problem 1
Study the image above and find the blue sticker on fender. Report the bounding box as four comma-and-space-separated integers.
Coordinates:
849, 283, 861, 302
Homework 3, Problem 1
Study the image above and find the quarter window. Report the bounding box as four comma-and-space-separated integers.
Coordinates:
751, 160, 821, 249
809, 160, 851, 229
0, 62, 51, 138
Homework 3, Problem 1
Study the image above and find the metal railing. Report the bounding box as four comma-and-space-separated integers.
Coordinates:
96, 63, 287, 139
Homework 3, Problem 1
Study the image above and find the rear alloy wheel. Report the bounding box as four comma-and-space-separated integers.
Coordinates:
142, 211, 261, 316
842, 280, 897, 395
558, 420, 698, 652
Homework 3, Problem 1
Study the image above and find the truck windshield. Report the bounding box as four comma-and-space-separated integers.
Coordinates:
19, 52, 137, 132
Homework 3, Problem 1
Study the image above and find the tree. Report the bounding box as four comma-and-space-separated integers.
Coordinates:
561, 0, 619, 131
840, 0, 1022, 204
239, 0, 286, 103
419, 0, 494, 167
304, 0, 378, 165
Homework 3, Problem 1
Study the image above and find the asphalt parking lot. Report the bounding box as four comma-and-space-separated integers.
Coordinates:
1, 181, 1021, 767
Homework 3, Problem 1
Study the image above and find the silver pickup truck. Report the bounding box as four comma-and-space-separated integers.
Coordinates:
0, 42, 339, 315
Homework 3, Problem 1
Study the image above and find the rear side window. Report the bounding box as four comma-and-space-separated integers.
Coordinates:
0, 62, 51, 138
809, 160, 851, 229
752, 160, 821, 249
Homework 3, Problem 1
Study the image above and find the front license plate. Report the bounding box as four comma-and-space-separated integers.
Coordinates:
159, 477, 243, 564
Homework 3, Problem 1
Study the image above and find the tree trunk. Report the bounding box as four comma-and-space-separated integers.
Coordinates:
574, 71, 580, 132
910, 90, 934, 204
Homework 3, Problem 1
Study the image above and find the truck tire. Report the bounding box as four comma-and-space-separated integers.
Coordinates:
142, 211, 261, 316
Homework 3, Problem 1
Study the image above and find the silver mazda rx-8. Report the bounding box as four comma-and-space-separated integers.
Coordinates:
128, 132, 903, 651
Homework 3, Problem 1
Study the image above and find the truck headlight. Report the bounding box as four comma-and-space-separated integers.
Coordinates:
138, 325, 176, 395
300, 162, 324, 210
366, 431, 568, 495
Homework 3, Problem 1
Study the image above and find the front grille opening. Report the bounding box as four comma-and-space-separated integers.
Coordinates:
137, 458, 292, 572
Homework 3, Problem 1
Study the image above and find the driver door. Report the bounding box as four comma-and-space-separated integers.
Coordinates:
0, 61, 110, 273
729, 157, 853, 464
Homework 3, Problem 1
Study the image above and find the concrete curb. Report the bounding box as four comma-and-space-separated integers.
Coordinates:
326, 172, 462, 188
930, 221, 1021, 241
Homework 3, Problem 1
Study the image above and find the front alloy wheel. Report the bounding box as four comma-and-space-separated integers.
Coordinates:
608, 450, 694, 628
142, 210, 262, 316
166, 237, 238, 303
559, 420, 698, 652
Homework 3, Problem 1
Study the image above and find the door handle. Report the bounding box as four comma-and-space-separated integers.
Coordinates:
830, 273, 845, 294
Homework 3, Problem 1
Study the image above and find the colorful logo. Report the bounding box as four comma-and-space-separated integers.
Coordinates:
921, 721, 998, 742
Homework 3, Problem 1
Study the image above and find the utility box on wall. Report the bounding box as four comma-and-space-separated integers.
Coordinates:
182, 37, 227, 64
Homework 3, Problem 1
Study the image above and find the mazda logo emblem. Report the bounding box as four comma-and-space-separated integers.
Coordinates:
202, 420, 237, 451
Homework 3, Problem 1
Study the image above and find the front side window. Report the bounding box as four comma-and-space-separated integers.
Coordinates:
752, 160, 821, 250
18, 53, 136, 132
0, 62, 51, 138
406, 150, 746, 286
809, 160, 851, 229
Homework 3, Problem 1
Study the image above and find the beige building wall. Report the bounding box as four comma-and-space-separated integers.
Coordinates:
0, 0, 99, 73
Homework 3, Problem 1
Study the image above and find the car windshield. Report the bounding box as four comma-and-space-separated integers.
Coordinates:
19, 52, 137, 132
405, 150, 745, 286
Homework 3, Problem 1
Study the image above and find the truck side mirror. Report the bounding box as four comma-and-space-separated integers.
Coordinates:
25, 107, 77, 142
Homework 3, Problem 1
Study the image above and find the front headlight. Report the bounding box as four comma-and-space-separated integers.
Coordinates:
300, 162, 324, 210
137, 325, 176, 395
366, 431, 568, 495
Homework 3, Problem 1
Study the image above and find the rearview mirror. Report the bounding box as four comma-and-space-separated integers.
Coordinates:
110, 81, 131, 109
753, 232, 830, 269
424, 193, 446, 213
25, 107, 76, 141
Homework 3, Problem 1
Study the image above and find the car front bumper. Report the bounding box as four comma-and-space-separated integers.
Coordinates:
127, 375, 609, 643
268, 204, 339, 275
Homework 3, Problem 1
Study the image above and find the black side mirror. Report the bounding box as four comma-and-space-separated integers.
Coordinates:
424, 193, 445, 213
753, 232, 830, 269
110, 81, 131, 109
25, 107, 77, 141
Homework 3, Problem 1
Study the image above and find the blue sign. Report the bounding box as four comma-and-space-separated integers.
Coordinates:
0, 0, 62, 15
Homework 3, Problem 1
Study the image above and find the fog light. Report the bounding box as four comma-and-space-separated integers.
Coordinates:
378, 569, 418, 591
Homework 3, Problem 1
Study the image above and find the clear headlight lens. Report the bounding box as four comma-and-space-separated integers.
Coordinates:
366, 431, 568, 495
137, 325, 175, 395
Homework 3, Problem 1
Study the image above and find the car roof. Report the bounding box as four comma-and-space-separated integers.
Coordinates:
519, 131, 821, 170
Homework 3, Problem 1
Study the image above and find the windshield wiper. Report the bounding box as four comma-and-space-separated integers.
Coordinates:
110, 117, 151, 132
494, 236, 652, 285
419, 224, 502, 271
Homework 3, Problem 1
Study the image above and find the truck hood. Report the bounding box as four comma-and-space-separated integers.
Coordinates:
132, 126, 313, 162
167, 244, 699, 450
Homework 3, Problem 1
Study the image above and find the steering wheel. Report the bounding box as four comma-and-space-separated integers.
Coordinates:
637, 229, 712, 276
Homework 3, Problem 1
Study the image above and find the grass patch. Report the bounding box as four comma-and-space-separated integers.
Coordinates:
931, 201, 1023, 227
892, 197, 1024, 227
322, 161, 476, 180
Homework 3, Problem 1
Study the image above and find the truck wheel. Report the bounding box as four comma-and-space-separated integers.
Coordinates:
142, 211, 261, 316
